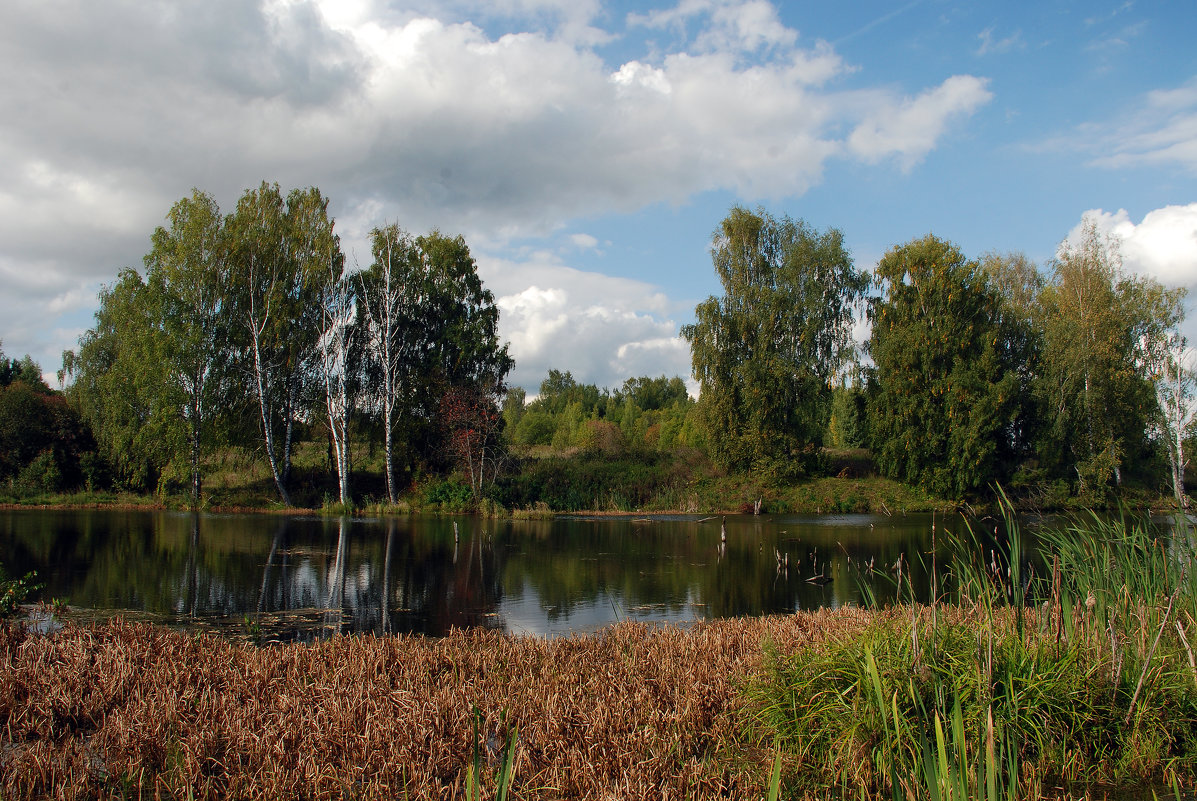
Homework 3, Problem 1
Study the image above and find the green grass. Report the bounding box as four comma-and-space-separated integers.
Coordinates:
748, 503, 1197, 799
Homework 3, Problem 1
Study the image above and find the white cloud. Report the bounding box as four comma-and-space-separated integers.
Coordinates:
1072, 205, 1197, 289
1083, 77, 1197, 173
0, 0, 991, 378
479, 253, 690, 390
569, 233, 599, 250
848, 75, 993, 170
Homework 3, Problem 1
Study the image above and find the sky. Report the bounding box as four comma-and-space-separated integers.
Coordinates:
1, 0, 1195, 393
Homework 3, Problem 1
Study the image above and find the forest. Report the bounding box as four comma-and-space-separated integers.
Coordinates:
0, 185, 1192, 512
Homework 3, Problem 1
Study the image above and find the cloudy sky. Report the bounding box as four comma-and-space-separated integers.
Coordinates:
2, 0, 1195, 392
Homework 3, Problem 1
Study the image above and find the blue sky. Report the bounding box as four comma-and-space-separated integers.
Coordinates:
0, 0, 1194, 392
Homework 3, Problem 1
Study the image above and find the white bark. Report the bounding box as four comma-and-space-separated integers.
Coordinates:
1154, 333, 1194, 509
320, 267, 355, 506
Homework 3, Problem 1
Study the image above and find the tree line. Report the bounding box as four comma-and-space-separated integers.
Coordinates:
2, 193, 1192, 508
683, 207, 1193, 506
59, 183, 511, 507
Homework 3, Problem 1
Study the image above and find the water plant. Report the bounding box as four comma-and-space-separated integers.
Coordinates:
751, 502, 1197, 799
0, 562, 40, 617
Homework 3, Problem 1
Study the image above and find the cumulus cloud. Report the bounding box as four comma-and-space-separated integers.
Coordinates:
1071, 205, 1197, 289
848, 76, 993, 170
478, 253, 692, 391
0, 0, 991, 381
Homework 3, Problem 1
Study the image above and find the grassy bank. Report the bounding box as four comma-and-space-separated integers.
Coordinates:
1, 443, 955, 516
5, 435, 1184, 516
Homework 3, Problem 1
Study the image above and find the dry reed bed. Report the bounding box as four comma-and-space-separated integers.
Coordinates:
0, 609, 877, 800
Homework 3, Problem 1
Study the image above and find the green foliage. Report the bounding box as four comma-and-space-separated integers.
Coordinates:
506, 369, 696, 454
827, 382, 868, 449
0, 349, 46, 390
145, 189, 239, 505
0, 346, 97, 493
422, 477, 476, 510
682, 206, 867, 478
754, 510, 1197, 797
868, 235, 1024, 498
0, 564, 40, 617
493, 452, 688, 511
1035, 220, 1185, 499
227, 183, 342, 506
64, 271, 181, 492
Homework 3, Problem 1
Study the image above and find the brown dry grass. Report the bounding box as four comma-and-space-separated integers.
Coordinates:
0, 610, 875, 800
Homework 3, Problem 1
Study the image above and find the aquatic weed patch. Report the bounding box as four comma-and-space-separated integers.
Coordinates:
0, 615, 837, 799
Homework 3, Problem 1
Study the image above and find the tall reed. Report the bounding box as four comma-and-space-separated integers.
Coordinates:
750, 502, 1197, 799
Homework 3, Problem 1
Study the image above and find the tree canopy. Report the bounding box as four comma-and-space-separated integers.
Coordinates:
867, 234, 1024, 498
682, 206, 867, 477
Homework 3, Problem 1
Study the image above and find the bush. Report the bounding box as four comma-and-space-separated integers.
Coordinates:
16, 451, 62, 494
0, 564, 40, 617
423, 478, 475, 511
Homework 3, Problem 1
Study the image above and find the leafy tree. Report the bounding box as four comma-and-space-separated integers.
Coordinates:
64, 270, 180, 491
827, 381, 867, 449
1035, 221, 1183, 496
0, 349, 45, 389
226, 183, 340, 505
682, 207, 867, 477
401, 231, 513, 471
1149, 330, 1195, 508
867, 234, 1022, 498
531, 369, 605, 418
978, 250, 1044, 472
0, 345, 97, 493
143, 189, 235, 506
358, 224, 421, 502
502, 386, 526, 433
439, 382, 506, 497
512, 408, 556, 446
612, 375, 689, 412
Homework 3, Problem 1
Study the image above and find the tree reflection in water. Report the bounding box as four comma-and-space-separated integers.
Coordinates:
1, 509, 989, 641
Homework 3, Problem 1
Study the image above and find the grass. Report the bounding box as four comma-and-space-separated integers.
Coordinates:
0, 615, 820, 800
749, 503, 1197, 799
3, 443, 958, 517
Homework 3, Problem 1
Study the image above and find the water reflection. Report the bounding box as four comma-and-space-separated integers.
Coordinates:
0, 509, 997, 640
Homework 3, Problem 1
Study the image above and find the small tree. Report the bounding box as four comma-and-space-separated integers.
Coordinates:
440, 383, 506, 498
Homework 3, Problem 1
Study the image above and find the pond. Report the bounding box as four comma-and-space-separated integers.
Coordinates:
1, 508, 1016, 640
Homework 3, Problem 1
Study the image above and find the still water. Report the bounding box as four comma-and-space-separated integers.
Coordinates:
1, 508, 996, 640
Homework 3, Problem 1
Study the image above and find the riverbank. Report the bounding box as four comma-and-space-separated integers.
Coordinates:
0, 613, 820, 800
4, 596, 1197, 800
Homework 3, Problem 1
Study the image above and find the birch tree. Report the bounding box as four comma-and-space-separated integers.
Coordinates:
227, 183, 338, 506
681, 207, 867, 477
1151, 331, 1195, 508
1036, 221, 1183, 496
357, 224, 419, 503
318, 259, 355, 506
